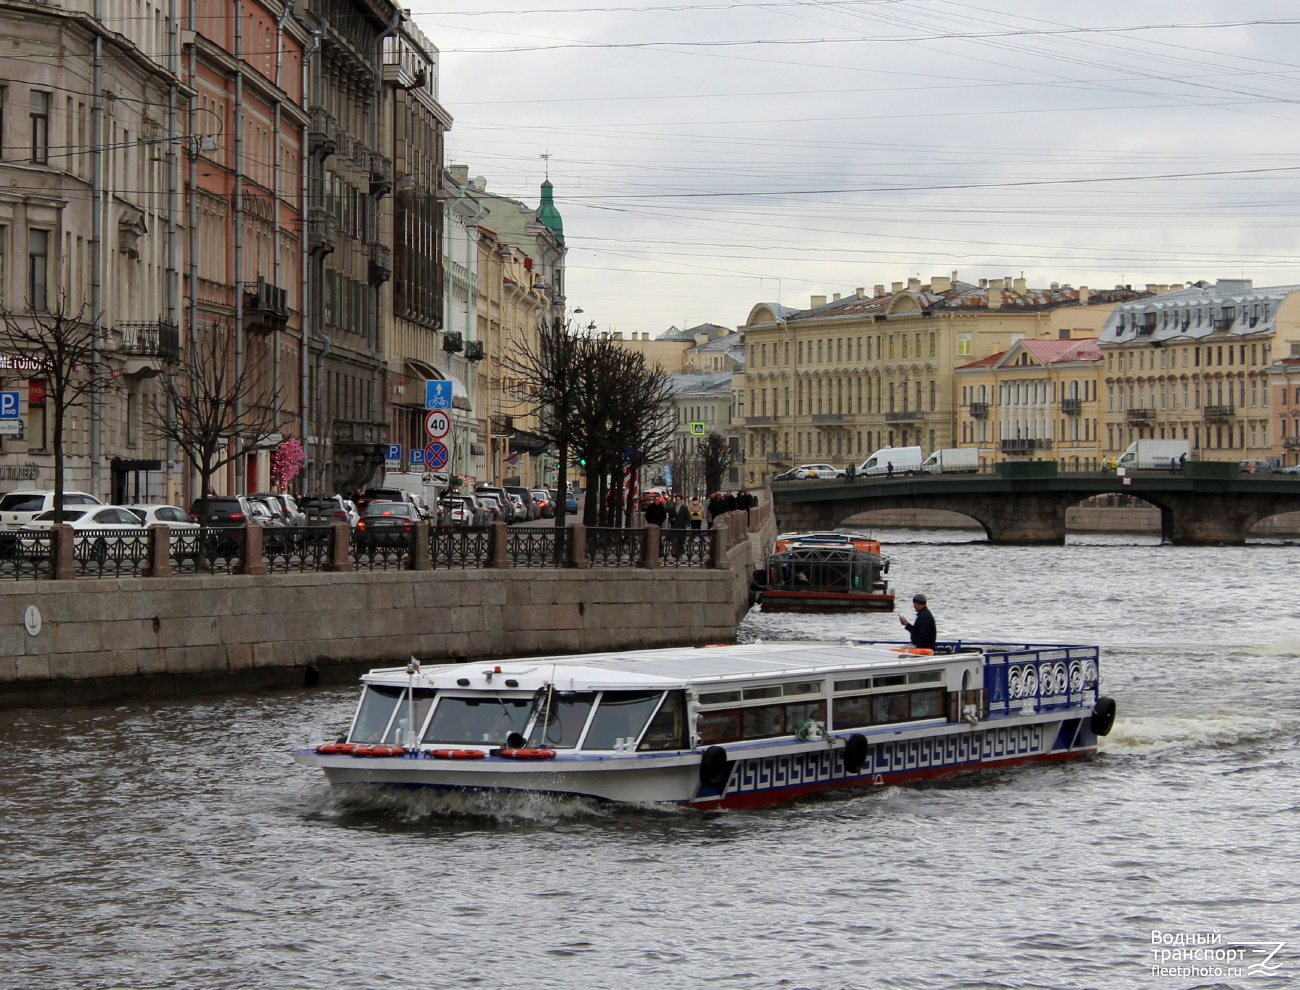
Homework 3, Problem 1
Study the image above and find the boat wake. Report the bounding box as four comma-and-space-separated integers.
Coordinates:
1251, 634, 1300, 657
306, 783, 689, 823
1099, 712, 1292, 757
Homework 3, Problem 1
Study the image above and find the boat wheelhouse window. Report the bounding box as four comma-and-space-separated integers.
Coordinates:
525, 691, 596, 749
350, 685, 404, 743
698, 709, 742, 744
832, 687, 947, 729
423, 696, 531, 745
910, 688, 945, 720
699, 690, 740, 706
874, 692, 910, 723
873, 674, 907, 687
383, 688, 436, 745
706, 700, 829, 743
742, 685, 782, 701
581, 691, 665, 750
908, 670, 943, 684
639, 691, 689, 750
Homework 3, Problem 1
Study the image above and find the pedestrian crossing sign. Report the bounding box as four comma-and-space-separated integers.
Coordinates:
689, 422, 706, 435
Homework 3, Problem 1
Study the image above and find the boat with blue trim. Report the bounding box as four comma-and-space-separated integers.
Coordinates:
755, 533, 894, 612
294, 641, 1115, 810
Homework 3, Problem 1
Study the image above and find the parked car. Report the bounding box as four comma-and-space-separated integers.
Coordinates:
437, 496, 483, 527
355, 501, 420, 551
531, 489, 553, 518
565, 491, 579, 513
19, 505, 147, 565
475, 493, 506, 522
249, 495, 293, 526
475, 487, 515, 522
779, 463, 843, 481
188, 495, 256, 526
508, 492, 528, 520
1238, 460, 1276, 475
251, 492, 306, 524
126, 504, 200, 529
358, 487, 420, 514
505, 486, 538, 520
0, 489, 102, 529
300, 495, 359, 527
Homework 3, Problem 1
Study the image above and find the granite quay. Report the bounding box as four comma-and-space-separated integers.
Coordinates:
0, 505, 775, 709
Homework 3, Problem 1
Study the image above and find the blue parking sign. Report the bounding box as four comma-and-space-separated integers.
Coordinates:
425, 380, 452, 410
410, 449, 424, 465
0, 392, 19, 419
385, 443, 402, 463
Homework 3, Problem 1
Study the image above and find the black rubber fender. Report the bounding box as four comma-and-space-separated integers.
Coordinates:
699, 746, 731, 790
843, 733, 869, 775
1090, 696, 1117, 736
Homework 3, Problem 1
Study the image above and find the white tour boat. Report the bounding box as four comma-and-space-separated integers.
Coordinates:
295, 641, 1116, 810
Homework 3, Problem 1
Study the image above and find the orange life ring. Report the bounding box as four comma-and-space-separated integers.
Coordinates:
891, 648, 935, 655
430, 749, 487, 760
352, 745, 406, 757
315, 742, 358, 755
498, 747, 557, 760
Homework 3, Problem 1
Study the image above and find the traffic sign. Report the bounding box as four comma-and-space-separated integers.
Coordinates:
425, 380, 453, 410
689, 421, 706, 436
424, 409, 450, 439
0, 392, 19, 419
385, 443, 402, 464
410, 449, 425, 465
424, 441, 449, 470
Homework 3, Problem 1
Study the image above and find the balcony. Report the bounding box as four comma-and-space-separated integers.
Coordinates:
969, 401, 989, 418
746, 416, 775, 425
1212, 317, 1235, 332
369, 154, 394, 198
885, 410, 922, 422
308, 208, 336, 257
464, 340, 485, 362
115, 320, 180, 368
308, 106, 337, 160
1125, 407, 1154, 424
1000, 438, 1052, 454
1203, 404, 1235, 420
767, 451, 792, 464
243, 277, 289, 324
368, 242, 392, 285
1061, 397, 1082, 415
811, 413, 844, 424
333, 420, 389, 446
442, 331, 464, 354
1284, 436, 1300, 448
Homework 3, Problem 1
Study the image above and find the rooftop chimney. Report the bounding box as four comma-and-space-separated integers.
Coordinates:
811, 295, 827, 308
930, 275, 952, 293
1078, 286, 1090, 305
1171, 284, 1184, 291
987, 289, 1002, 309
642, 332, 649, 340
856, 287, 866, 299
874, 285, 885, 297
908, 277, 922, 290
1012, 277, 1027, 295
612, 331, 622, 340
952, 270, 959, 283
990, 278, 1005, 289
891, 281, 904, 293
1050, 282, 1059, 290
832, 292, 841, 302
979, 278, 988, 288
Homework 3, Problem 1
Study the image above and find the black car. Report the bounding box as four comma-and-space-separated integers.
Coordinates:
188, 495, 255, 525
355, 501, 420, 551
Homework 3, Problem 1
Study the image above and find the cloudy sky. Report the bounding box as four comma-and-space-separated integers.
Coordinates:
406, 0, 1300, 335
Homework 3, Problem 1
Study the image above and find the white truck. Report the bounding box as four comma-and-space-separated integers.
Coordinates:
856, 445, 923, 476
921, 448, 979, 474
381, 472, 444, 514
1116, 439, 1192, 471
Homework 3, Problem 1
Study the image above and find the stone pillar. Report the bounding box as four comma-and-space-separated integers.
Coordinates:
51, 523, 76, 580
144, 524, 175, 578
643, 524, 661, 569
488, 520, 509, 568
711, 522, 728, 569
410, 521, 431, 570
326, 521, 352, 572
568, 523, 587, 568
239, 523, 268, 575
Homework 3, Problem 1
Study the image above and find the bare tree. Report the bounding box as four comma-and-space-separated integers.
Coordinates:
147, 325, 281, 508
698, 433, 732, 495
0, 298, 114, 520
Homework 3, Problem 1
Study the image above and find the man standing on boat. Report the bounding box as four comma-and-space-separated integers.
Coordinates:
899, 594, 936, 650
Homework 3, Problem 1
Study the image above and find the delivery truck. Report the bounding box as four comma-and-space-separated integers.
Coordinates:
857, 445, 923, 476
921, 447, 979, 474
1116, 439, 1192, 471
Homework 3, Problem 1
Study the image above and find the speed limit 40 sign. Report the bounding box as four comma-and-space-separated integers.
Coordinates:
425, 409, 450, 439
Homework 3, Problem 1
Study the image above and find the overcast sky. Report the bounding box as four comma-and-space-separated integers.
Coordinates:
405, 0, 1300, 335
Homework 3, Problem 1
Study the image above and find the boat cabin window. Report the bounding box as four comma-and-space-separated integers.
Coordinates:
698, 700, 828, 744
909, 671, 942, 684
525, 691, 596, 749
832, 688, 946, 729
639, 691, 689, 750
350, 685, 404, 743
422, 696, 531, 745
581, 691, 664, 750
383, 688, 436, 744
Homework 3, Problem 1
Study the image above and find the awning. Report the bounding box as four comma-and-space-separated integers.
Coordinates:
508, 429, 552, 455
405, 360, 472, 411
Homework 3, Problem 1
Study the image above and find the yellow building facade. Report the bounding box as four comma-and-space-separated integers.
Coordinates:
737, 274, 1145, 486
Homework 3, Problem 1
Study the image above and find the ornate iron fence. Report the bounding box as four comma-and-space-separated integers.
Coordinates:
352, 525, 410, 571
171, 527, 242, 574
73, 528, 151, 578
660, 529, 714, 568
507, 526, 568, 568
587, 527, 645, 567
264, 525, 333, 573
0, 531, 52, 580
430, 526, 491, 569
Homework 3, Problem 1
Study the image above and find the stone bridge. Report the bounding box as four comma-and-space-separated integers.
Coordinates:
772, 471, 1300, 544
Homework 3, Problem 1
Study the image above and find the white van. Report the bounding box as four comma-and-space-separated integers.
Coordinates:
381, 472, 442, 515
921, 448, 979, 474
1117, 440, 1191, 471
856, 446, 923, 476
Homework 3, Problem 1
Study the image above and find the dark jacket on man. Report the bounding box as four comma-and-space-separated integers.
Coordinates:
708, 494, 724, 520
724, 493, 737, 512
903, 606, 937, 650
644, 500, 668, 527
671, 501, 691, 529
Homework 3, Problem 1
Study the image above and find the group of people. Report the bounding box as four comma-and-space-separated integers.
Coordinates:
641, 489, 759, 530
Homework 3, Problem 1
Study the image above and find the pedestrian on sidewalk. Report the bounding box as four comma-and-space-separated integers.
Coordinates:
689, 497, 704, 530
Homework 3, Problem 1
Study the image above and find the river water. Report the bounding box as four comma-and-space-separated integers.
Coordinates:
2, 530, 1298, 990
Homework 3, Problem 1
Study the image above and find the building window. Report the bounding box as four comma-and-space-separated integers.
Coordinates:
28, 228, 49, 311
30, 91, 50, 164
929, 332, 936, 357
957, 332, 971, 357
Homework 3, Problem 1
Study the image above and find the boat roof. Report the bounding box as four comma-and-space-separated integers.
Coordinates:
363, 642, 969, 693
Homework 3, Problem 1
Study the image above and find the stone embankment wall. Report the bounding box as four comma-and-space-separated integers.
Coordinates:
0, 509, 776, 709
844, 507, 1300, 535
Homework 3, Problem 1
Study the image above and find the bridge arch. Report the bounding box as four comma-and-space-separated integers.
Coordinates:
840, 507, 989, 538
